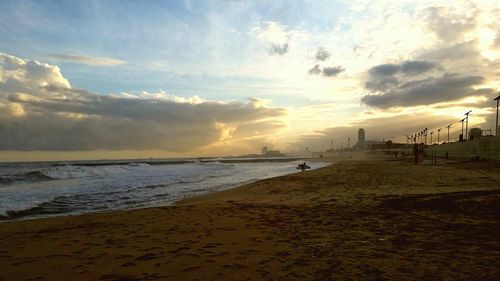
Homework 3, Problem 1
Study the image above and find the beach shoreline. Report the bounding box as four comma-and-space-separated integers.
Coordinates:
1, 156, 499, 280
0, 158, 329, 222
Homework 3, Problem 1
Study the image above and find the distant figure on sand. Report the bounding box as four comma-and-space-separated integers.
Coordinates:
297, 162, 310, 172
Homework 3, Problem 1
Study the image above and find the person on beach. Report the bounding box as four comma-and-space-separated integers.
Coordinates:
298, 162, 308, 172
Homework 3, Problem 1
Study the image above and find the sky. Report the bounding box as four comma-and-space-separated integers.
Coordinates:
1, 0, 500, 161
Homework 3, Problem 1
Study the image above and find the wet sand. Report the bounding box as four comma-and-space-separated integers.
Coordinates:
0, 157, 499, 280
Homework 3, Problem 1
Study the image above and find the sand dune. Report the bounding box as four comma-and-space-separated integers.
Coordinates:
0, 157, 499, 280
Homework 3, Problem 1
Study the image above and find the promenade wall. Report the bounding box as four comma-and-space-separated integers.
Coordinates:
424, 135, 500, 162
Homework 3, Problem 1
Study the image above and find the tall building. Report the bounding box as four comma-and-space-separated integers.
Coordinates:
357, 128, 366, 149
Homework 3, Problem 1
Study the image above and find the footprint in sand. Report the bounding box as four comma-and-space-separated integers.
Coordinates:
135, 253, 158, 261
99, 273, 141, 281
223, 263, 244, 269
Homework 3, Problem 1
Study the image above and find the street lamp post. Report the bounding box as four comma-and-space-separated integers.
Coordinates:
446, 124, 452, 143
460, 118, 465, 141
437, 128, 441, 143
464, 110, 472, 141
494, 95, 500, 136
430, 131, 434, 144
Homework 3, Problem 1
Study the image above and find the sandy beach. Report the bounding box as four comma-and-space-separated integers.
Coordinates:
1, 156, 499, 280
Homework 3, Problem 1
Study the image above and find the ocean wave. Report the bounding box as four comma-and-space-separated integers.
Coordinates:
0, 163, 158, 185
0, 159, 326, 221
0, 196, 74, 220
0, 171, 54, 185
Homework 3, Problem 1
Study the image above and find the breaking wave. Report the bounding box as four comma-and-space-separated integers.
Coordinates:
0, 162, 171, 185
0, 159, 328, 221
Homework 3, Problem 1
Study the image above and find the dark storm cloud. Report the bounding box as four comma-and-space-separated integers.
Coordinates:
432, 88, 498, 109
322, 66, 345, 77
362, 12, 496, 109
364, 60, 438, 92
362, 74, 485, 108
358, 55, 492, 108
401, 61, 438, 74
364, 76, 399, 92
315, 47, 330, 61
0, 97, 286, 151
269, 43, 289, 55
368, 61, 438, 78
369, 63, 400, 77
0, 53, 286, 151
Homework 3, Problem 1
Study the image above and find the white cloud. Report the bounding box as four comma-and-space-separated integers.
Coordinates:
0, 52, 71, 91
0, 53, 287, 153
250, 21, 308, 56
251, 21, 290, 45
115, 90, 205, 105
47, 54, 127, 66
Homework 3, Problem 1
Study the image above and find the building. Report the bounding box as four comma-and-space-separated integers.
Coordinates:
469, 128, 482, 140
356, 128, 366, 149
261, 146, 283, 157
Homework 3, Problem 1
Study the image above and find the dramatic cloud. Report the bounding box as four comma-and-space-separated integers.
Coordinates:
315, 47, 330, 61
48, 54, 127, 66
368, 61, 438, 78
401, 61, 437, 75
369, 64, 400, 77
0, 53, 286, 151
362, 74, 486, 108
360, 54, 495, 108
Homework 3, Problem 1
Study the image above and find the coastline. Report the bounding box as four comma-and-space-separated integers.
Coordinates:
1, 157, 499, 280
0, 158, 326, 222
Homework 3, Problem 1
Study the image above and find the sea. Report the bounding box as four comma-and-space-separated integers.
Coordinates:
0, 157, 328, 221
